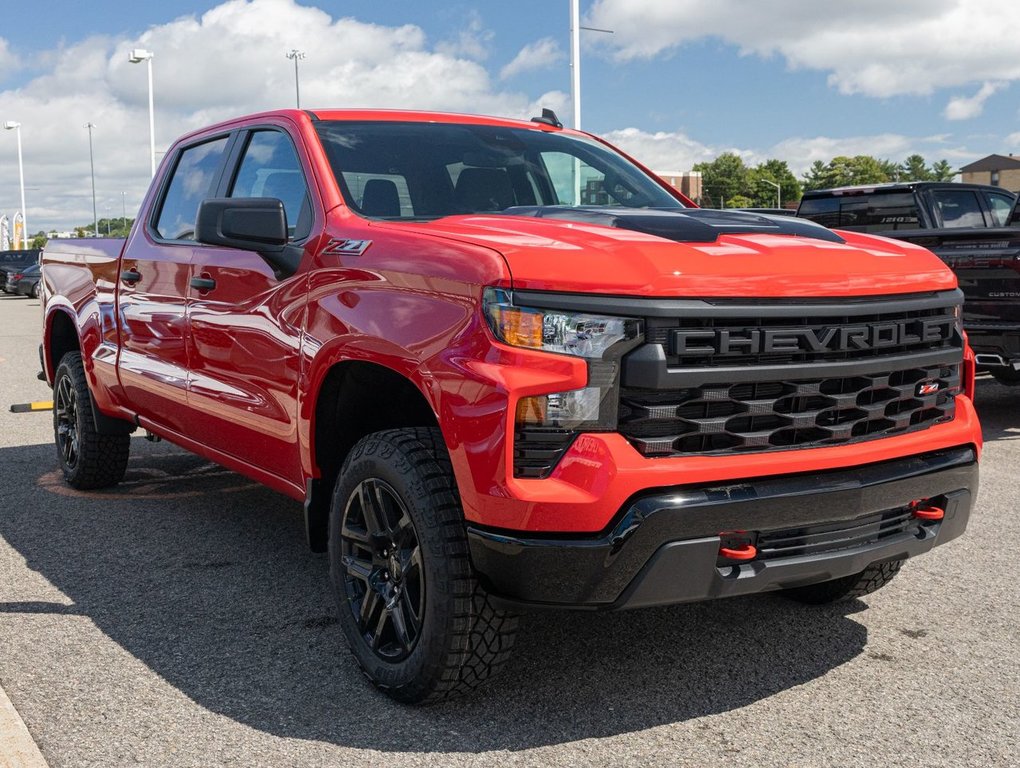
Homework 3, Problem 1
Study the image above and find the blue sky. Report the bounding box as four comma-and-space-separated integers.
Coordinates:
1, 0, 1018, 229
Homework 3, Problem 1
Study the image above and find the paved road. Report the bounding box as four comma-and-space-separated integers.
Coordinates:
0, 292, 1017, 767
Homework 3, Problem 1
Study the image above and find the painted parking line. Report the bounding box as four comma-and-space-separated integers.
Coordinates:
8, 402, 53, 414
0, 682, 50, 768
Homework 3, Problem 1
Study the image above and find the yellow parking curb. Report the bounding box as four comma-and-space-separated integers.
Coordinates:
8, 402, 52, 414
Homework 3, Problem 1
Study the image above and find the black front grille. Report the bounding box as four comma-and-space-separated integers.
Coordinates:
756, 506, 921, 561
620, 292, 963, 458
620, 364, 958, 456
647, 304, 958, 368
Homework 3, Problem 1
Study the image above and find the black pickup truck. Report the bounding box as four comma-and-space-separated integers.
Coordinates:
798, 183, 1020, 383
0, 249, 41, 293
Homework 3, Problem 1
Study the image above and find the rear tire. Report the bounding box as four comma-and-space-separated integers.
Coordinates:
784, 559, 904, 605
329, 427, 518, 704
53, 352, 130, 489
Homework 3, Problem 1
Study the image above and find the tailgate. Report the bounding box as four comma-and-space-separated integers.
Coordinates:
928, 229, 1020, 324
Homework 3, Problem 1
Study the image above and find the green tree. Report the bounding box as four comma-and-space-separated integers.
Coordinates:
899, 154, 931, 182
749, 159, 802, 208
930, 159, 955, 181
694, 152, 750, 208
30, 231, 47, 249
802, 155, 891, 190
725, 194, 754, 209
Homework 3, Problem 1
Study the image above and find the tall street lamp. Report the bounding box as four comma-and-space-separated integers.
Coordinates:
85, 122, 99, 237
286, 49, 306, 109
3, 121, 28, 249
128, 48, 157, 177
569, 0, 613, 131
761, 179, 782, 209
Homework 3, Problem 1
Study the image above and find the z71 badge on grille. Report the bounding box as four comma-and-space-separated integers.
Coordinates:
916, 381, 941, 396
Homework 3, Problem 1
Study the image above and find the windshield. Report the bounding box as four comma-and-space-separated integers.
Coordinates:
314, 120, 685, 220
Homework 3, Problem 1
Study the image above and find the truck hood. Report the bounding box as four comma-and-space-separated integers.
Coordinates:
391, 208, 956, 297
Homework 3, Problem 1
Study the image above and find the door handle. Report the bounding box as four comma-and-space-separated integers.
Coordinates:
190, 276, 216, 291
121, 269, 142, 284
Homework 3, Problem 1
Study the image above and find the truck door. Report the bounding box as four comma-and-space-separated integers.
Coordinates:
117, 135, 231, 435
185, 128, 312, 483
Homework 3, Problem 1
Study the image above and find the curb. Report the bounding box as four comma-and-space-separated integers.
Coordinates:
0, 682, 48, 768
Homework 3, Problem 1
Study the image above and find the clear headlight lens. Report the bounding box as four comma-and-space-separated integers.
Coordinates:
482, 288, 638, 359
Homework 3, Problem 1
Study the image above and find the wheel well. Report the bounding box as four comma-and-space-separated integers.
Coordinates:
47, 311, 80, 375
305, 360, 440, 551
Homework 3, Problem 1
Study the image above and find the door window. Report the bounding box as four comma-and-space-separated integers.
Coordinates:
931, 189, 985, 228
230, 131, 311, 240
154, 137, 230, 240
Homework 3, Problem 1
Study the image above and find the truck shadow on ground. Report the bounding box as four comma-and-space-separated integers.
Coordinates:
974, 376, 1020, 443
0, 439, 881, 753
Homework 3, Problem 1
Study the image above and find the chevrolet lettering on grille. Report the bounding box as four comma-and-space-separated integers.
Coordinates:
670, 319, 955, 357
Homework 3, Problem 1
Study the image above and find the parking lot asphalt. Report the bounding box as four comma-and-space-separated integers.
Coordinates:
0, 292, 1017, 767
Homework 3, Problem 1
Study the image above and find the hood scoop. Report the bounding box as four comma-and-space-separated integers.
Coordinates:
497, 206, 846, 245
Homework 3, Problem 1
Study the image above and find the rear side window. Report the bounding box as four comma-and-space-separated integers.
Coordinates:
154, 137, 229, 240
229, 130, 311, 240
984, 191, 1015, 226
799, 193, 919, 232
931, 189, 984, 228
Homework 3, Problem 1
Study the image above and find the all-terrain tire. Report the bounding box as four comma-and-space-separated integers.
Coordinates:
328, 427, 518, 703
53, 352, 130, 489
784, 559, 904, 605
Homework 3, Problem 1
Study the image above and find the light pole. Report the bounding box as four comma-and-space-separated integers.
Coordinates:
286, 49, 306, 109
761, 179, 782, 209
569, 0, 613, 131
85, 122, 99, 237
128, 48, 157, 177
3, 121, 28, 249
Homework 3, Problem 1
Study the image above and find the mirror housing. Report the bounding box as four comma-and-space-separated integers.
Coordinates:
196, 197, 300, 276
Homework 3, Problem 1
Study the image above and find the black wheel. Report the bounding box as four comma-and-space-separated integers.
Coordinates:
329, 427, 518, 703
784, 559, 904, 605
53, 352, 130, 489
990, 367, 1020, 385
30, 282, 39, 299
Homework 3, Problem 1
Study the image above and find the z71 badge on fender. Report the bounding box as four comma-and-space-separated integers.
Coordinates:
324, 238, 372, 256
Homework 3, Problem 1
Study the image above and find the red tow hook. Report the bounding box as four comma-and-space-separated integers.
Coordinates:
719, 543, 758, 560
911, 502, 945, 521
913, 503, 942, 522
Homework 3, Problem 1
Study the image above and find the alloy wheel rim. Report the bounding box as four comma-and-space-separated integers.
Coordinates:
340, 478, 425, 662
54, 375, 79, 470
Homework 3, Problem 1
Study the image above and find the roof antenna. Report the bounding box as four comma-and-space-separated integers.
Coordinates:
531, 108, 563, 129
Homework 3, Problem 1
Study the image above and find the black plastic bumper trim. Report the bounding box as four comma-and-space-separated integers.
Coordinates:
467, 446, 977, 609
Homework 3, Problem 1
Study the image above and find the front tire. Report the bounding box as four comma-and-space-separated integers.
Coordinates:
784, 559, 904, 605
328, 427, 518, 703
53, 352, 130, 489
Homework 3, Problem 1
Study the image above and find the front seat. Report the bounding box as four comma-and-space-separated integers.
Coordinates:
454, 168, 516, 213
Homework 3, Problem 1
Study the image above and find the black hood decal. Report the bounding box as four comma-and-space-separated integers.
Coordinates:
498, 206, 846, 245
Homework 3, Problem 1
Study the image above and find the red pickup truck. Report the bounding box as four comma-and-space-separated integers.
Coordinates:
41, 109, 981, 703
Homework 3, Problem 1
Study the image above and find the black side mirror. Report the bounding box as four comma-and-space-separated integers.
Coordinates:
196, 197, 300, 276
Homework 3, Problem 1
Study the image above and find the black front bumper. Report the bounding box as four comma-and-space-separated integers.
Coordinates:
467, 446, 977, 610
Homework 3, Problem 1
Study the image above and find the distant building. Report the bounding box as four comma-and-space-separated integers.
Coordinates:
959, 154, 1020, 191
655, 171, 702, 203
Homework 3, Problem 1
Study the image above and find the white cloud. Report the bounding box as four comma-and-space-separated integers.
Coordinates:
1006, 132, 1020, 147
587, 0, 1020, 100
500, 37, 564, 80
0, 0, 565, 230
944, 81, 1007, 120
0, 37, 18, 79
601, 127, 724, 172
436, 11, 493, 61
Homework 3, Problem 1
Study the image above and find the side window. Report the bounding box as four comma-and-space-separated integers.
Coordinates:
155, 137, 229, 240
985, 192, 1015, 227
230, 131, 311, 240
931, 189, 985, 228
